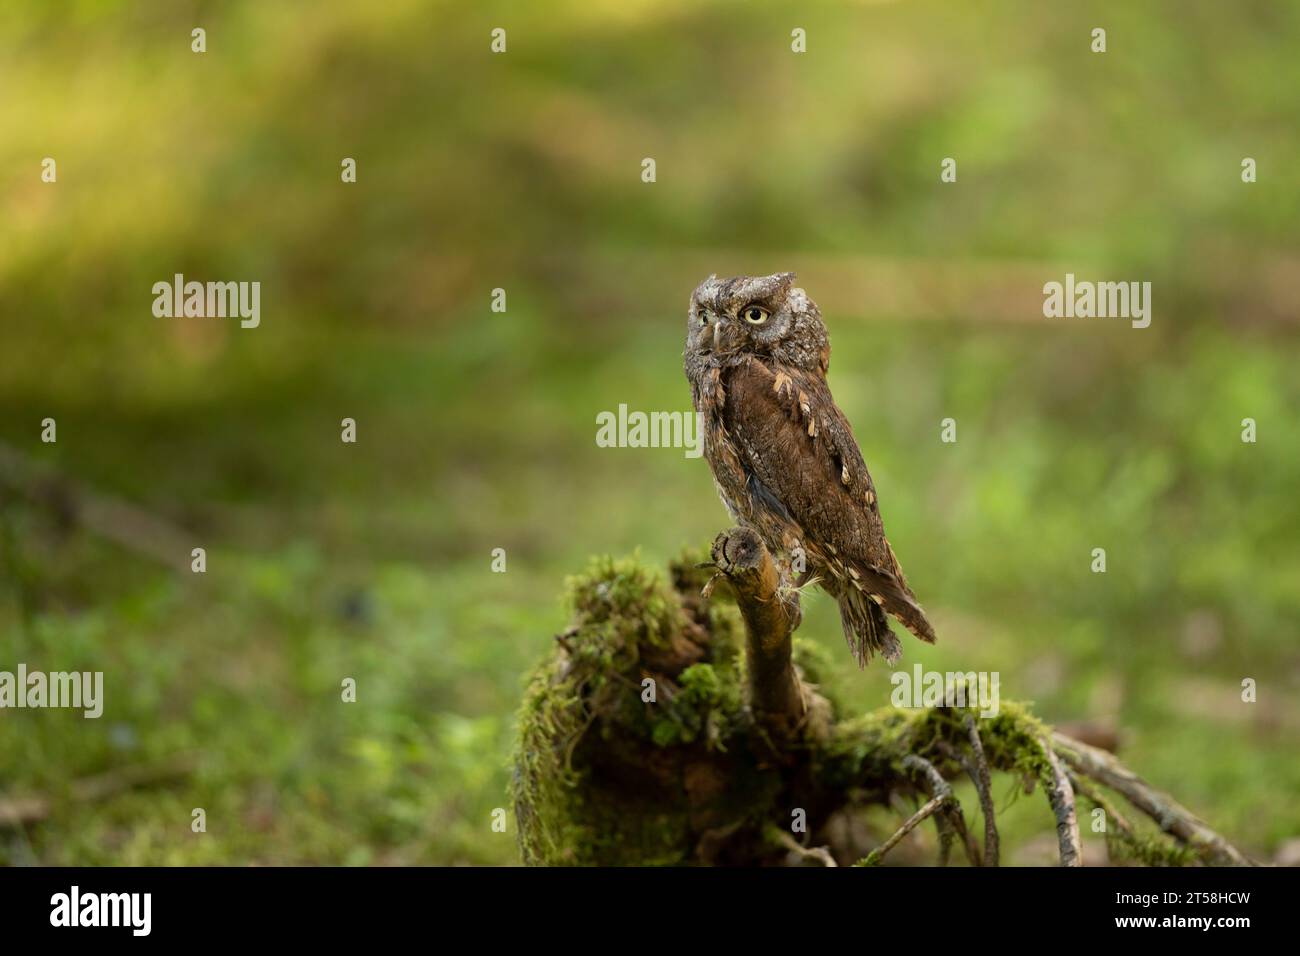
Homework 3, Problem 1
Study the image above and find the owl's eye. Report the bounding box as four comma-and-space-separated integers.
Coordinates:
742, 306, 769, 325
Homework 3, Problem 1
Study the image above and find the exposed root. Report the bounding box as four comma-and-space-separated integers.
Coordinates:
511, 541, 1252, 867
936, 719, 999, 866
903, 754, 981, 867
856, 795, 947, 866
1052, 732, 1254, 866
1042, 739, 1082, 867
965, 715, 999, 866
1068, 771, 1136, 839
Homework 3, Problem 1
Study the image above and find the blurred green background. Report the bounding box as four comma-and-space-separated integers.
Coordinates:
1, 0, 1297, 865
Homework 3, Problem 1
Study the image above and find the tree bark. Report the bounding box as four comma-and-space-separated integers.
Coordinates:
708, 527, 805, 740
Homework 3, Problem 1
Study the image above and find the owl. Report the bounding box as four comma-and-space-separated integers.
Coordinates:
684, 272, 936, 666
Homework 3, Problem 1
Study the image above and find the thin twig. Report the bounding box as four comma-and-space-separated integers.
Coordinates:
1042, 739, 1082, 867
859, 795, 946, 866
946, 801, 982, 868
936, 821, 953, 867
1068, 771, 1136, 839
769, 828, 837, 867
902, 754, 981, 867
965, 715, 999, 867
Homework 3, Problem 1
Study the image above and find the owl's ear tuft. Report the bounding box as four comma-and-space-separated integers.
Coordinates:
760, 272, 796, 293
690, 273, 720, 307
731, 271, 797, 306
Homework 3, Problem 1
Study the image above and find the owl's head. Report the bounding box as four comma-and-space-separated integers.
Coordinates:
685, 272, 830, 375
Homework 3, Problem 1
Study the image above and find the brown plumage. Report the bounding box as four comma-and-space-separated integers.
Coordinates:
683, 272, 936, 666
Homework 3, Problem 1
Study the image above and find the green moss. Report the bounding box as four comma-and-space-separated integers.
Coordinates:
565, 552, 682, 654
972, 702, 1054, 783
511, 550, 745, 865
1105, 827, 1198, 867
511, 651, 590, 865
513, 550, 1209, 867
649, 661, 743, 749
818, 701, 1059, 806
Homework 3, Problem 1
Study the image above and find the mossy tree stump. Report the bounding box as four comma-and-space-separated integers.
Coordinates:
511, 528, 1252, 867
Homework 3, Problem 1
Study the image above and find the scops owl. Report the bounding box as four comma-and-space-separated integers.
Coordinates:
684, 272, 936, 667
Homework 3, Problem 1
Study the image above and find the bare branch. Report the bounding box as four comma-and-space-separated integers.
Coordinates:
902, 754, 981, 867
1042, 739, 1082, 867
1052, 732, 1254, 866
768, 827, 837, 867
946, 801, 982, 868
859, 795, 946, 866
1068, 771, 1137, 839
965, 715, 999, 866
707, 527, 805, 738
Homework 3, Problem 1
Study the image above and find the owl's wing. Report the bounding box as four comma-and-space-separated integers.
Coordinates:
722, 357, 935, 644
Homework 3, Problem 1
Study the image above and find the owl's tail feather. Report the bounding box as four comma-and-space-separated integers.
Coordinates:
882, 588, 937, 646
866, 563, 937, 645
837, 586, 902, 668
835, 569, 937, 667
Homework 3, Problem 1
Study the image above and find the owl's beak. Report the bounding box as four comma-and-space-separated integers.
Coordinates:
713, 316, 746, 354
711, 316, 739, 352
